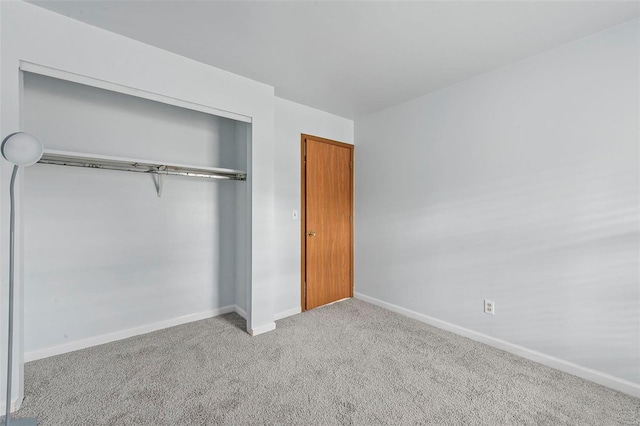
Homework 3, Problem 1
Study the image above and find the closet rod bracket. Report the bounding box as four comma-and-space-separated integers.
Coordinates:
156, 165, 166, 197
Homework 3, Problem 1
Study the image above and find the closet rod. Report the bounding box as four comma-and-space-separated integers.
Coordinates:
37, 151, 247, 181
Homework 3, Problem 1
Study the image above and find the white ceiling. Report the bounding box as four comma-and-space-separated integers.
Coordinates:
30, 1, 639, 119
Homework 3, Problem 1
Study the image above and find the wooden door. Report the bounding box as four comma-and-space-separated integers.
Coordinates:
302, 135, 353, 310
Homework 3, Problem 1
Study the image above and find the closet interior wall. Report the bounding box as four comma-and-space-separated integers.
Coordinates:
21, 72, 249, 356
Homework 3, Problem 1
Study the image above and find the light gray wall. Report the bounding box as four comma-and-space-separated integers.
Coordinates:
273, 98, 353, 317
22, 73, 246, 353
1, 1, 275, 409
354, 19, 639, 384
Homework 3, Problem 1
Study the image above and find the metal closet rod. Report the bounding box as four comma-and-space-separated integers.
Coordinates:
37, 152, 247, 181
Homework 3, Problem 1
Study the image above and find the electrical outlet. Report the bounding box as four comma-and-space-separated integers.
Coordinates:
484, 300, 495, 315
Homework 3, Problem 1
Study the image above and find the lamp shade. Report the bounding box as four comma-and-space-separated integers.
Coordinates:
1, 132, 44, 166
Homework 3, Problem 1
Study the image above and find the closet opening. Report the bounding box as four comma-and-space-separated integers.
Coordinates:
20, 68, 251, 362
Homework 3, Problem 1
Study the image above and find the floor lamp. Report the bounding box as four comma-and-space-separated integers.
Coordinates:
1, 133, 43, 426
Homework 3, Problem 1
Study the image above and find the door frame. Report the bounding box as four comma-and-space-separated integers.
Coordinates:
300, 134, 354, 312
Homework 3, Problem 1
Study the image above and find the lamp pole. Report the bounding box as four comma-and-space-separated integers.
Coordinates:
1, 132, 43, 426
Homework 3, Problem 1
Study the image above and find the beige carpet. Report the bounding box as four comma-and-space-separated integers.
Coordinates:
11, 299, 640, 425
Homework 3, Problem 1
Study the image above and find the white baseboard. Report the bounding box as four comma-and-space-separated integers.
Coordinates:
274, 307, 301, 321
234, 305, 248, 320
24, 305, 237, 362
354, 292, 640, 398
235, 306, 282, 335
0, 397, 20, 415
250, 322, 276, 336
235, 306, 302, 322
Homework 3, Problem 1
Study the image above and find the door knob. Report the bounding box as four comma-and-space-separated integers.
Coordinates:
308, 231, 316, 237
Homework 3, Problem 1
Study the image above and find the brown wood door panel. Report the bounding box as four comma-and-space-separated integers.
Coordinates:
303, 136, 353, 310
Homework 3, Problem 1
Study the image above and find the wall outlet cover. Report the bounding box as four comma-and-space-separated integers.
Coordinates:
484, 299, 495, 315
